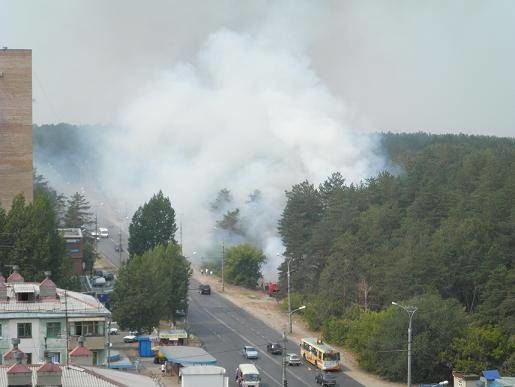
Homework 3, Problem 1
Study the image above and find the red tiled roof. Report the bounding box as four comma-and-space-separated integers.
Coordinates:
6, 272, 24, 283
3, 348, 24, 359
37, 362, 61, 373
6, 363, 31, 374
39, 277, 56, 288
69, 346, 93, 357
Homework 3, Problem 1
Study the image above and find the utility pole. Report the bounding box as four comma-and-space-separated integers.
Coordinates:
221, 241, 225, 292
282, 331, 287, 386
392, 302, 417, 387
179, 213, 183, 254
287, 258, 292, 334
118, 229, 122, 264
64, 290, 69, 367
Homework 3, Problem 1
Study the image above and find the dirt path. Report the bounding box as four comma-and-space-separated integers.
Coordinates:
193, 268, 402, 387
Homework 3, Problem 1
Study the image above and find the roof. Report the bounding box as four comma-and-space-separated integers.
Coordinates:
483, 370, 501, 380
0, 364, 124, 386
3, 347, 24, 359
301, 337, 339, 353
69, 346, 93, 357
58, 228, 83, 238
83, 367, 156, 387
238, 364, 259, 375
39, 277, 56, 288
6, 363, 31, 374
158, 346, 217, 365
7, 272, 24, 283
158, 328, 188, 340
0, 283, 110, 318
37, 362, 61, 373
180, 365, 226, 376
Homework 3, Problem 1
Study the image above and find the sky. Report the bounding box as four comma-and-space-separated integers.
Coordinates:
2, 0, 514, 137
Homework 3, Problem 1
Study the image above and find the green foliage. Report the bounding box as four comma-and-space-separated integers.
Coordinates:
446, 324, 513, 375
224, 244, 266, 288
277, 133, 515, 381
0, 193, 74, 287
64, 192, 93, 229
128, 191, 178, 258
111, 243, 191, 331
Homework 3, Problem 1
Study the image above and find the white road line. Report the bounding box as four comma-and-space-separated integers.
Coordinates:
201, 302, 311, 387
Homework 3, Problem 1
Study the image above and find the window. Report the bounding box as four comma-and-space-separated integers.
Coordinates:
48, 352, 60, 364
74, 321, 104, 336
26, 353, 32, 364
17, 323, 32, 338
0, 323, 2, 338
46, 322, 61, 338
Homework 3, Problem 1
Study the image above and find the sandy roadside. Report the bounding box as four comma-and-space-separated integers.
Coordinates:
192, 268, 402, 387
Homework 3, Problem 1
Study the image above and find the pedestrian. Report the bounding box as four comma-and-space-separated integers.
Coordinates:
161, 362, 166, 376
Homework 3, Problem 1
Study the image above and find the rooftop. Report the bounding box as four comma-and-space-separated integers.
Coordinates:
158, 346, 217, 365
0, 282, 110, 318
180, 365, 226, 375
58, 228, 83, 238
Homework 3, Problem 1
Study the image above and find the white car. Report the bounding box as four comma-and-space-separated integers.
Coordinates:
109, 327, 118, 335
243, 346, 259, 359
99, 227, 109, 238
123, 334, 137, 343
287, 353, 302, 366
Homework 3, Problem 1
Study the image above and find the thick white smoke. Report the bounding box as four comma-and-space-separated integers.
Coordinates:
98, 8, 384, 278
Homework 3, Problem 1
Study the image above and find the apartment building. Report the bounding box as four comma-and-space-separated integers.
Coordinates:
0, 269, 111, 366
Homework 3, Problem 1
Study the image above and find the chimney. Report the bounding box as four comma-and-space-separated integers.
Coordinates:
3, 338, 25, 366
36, 350, 62, 386
6, 266, 24, 283
7, 351, 32, 386
39, 271, 57, 300
0, 274, 7, 301
69, 336, 93, 367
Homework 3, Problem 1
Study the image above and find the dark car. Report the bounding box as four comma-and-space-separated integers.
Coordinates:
200, 284, 211, 295
266, 342, 283, 355
315, 372, 337, 386
104, 272, 114, 281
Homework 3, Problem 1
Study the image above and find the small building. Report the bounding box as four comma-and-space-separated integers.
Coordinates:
180, 365, 228, 387
158, 346, 217, 376
58, 228, 85, 274
0, 268, 111, 365
158, 328, 188, 345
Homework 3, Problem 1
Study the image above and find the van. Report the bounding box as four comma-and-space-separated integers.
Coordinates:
236, 363, 260, 387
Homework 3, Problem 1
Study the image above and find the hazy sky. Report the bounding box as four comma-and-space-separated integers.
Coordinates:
2, 0, 514, 136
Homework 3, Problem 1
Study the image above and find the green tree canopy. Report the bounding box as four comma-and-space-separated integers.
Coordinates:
64, 192, 93, 229
111, 243, 191, 331
128, 191, 178, 258
224, 244, 266, 288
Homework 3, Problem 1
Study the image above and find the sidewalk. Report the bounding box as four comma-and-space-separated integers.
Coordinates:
192, 268, 402, 387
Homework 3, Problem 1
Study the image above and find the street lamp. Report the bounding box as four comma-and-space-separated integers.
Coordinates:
277, 254, 296, 334
282, 305, 306, 387
392, 301, 417, 387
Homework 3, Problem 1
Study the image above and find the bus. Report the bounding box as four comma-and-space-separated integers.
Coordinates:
300, 338, 340, 371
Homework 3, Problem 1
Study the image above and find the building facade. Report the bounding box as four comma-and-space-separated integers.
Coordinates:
58, 228, 85, 274
0, 270, 110, 366
0, 49, 33, 210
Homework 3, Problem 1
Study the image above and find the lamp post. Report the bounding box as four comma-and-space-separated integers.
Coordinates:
221, 241, 225, 292
392, 301, 417, 387
282, 305, 306, 387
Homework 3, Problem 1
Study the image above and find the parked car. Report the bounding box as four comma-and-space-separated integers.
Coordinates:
92, 277, 106, 287
199, 284, 211, 295
109, 327, 118, 335
287, 353, 301, 366
315, 372, 337, 386
123, 334, 137, 343
99, 227, 109, 238
114, 245, 123, 252
266, 342, 282, 355
93, 269, 103, 278
243, 345, 259, 359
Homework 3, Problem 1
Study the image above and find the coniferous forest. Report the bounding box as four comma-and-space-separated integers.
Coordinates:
278, 132, 514, 382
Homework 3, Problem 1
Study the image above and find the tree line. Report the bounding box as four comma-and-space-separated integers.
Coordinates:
278, 133, 514, 382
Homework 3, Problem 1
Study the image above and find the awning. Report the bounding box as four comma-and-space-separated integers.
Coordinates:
68, 317, 106, 322
159, 329, 187, 340
158, 346, 216, 365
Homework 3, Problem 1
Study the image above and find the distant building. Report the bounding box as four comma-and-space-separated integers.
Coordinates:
0, 49, 33, 210
58, 228, 85, 274
0, 269, 110, 366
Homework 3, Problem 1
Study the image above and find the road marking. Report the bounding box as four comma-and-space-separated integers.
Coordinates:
199, 299, 311, 387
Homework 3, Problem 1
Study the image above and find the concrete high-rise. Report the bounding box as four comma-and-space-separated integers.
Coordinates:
0, 49, 33, 210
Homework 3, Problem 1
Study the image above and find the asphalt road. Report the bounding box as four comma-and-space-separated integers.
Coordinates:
95, 229, 129, 269
188, 279, 363, 387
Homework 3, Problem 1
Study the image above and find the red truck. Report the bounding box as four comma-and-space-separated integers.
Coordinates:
264, 282, 279, 297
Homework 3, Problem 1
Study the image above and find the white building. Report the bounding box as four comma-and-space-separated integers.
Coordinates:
0, 269, 111, 365
180, 365, 229, 387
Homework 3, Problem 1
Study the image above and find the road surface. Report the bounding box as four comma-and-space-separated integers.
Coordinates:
188, 279, 362, 387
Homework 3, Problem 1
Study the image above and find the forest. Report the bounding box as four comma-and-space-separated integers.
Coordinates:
278, 132, 514, 382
